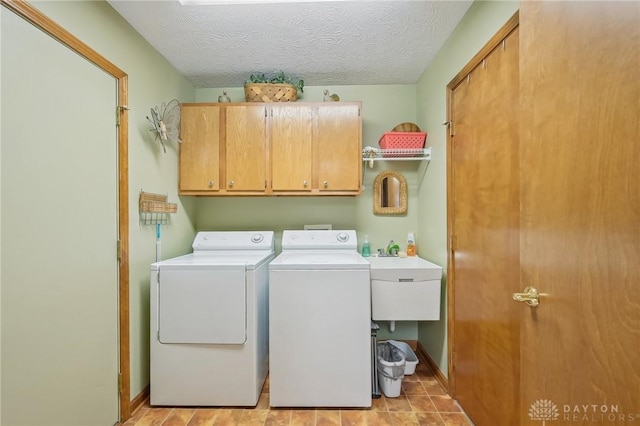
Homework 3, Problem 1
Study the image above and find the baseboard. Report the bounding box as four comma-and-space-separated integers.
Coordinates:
402, 339, 418, 350
130, 385, 150, 414
416, 341, 449, 392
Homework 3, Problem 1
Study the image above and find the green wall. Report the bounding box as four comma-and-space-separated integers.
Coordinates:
415, 0, 519, 377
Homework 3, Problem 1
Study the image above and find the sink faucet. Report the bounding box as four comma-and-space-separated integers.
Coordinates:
377, 242, 399, 257
387, 240, 399, 256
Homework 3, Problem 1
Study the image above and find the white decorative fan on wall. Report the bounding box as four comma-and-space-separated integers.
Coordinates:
146, 99, 180, 153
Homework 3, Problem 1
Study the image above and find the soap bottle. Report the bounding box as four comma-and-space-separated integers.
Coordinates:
361, 235, 371, 257
407, 232, 416, 256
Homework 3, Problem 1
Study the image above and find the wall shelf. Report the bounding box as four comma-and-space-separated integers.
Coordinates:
362, 147, 431, 163
139, 191, 177, 226
361, 147, 432, 191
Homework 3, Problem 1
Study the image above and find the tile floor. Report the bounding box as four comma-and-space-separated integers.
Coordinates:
121, 353, 473, 426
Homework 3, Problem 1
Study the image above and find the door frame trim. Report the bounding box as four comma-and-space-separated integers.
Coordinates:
1, 0, 131, 421
445, 11, 519, 397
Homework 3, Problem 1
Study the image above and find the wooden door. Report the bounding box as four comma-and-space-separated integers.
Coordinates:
448, 20, 520, 426
271, 104, 314, 191
2, 6, 120, 425
519, 2, 640, 423
225, 105, 267, 192
179, 104, 220, 192
317, 103, 361, 193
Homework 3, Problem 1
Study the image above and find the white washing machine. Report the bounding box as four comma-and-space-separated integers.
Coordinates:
150, 231, 275, 406
268, 230, 371, 407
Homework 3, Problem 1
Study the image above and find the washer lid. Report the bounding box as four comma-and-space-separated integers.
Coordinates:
269, 250, 370, 270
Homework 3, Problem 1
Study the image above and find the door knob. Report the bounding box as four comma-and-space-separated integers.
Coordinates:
513, 286, 539, 307
229, 180, 234, 188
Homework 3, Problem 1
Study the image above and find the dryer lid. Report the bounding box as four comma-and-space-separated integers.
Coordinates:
157, 267, 247, 344
151, 251, 275, 270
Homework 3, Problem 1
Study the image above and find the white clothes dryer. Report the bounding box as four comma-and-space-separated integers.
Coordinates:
268, 230, 371, 407
150, 231, 275, 406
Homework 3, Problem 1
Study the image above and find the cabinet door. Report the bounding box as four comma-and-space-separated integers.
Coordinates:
271, 104, 314, 191
317, 104, 361, 192
225, 105, 267, 192
179, 105, 220, 192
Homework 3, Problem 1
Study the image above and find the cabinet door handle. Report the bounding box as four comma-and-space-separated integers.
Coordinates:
303, 180, 308, 187
208, 180, 214, 188
323, 181, 328, 188
229, 180, 234, 188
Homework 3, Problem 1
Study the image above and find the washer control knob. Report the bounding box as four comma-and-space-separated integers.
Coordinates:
337, 232, 349, 242
251, 234, 264, 243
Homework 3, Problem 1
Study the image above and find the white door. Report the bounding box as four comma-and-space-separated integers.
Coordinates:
1, 7, 119, 426
158, 267, 247, 344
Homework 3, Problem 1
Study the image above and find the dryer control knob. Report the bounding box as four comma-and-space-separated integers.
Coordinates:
251, 234, 264, 243
337, 232, 349, 242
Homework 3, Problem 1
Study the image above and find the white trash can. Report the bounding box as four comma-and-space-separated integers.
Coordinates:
376, 342, 406, 398
385, 340, 419, 375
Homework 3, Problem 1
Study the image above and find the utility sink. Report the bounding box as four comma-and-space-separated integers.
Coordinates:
366, 256, 442, 282
367, 256, 442, 321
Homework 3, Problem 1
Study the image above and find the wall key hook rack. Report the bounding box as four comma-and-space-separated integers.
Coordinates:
139, 190, 177, 226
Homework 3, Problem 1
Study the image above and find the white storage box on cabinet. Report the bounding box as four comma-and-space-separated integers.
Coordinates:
368, 256, 443, 320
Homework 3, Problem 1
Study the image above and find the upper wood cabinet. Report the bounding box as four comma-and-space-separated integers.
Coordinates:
224, 105, 268, 192
317, 104, 361, 192
179, 102, 362, 196
270, 104, 315, 192
270, 103, 362, 194
179, 104, 220, 193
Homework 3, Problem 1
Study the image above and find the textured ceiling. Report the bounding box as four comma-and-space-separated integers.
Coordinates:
107, 0, 473, 88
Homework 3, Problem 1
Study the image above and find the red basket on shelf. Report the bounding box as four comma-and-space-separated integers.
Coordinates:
378, 132, 427, 157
